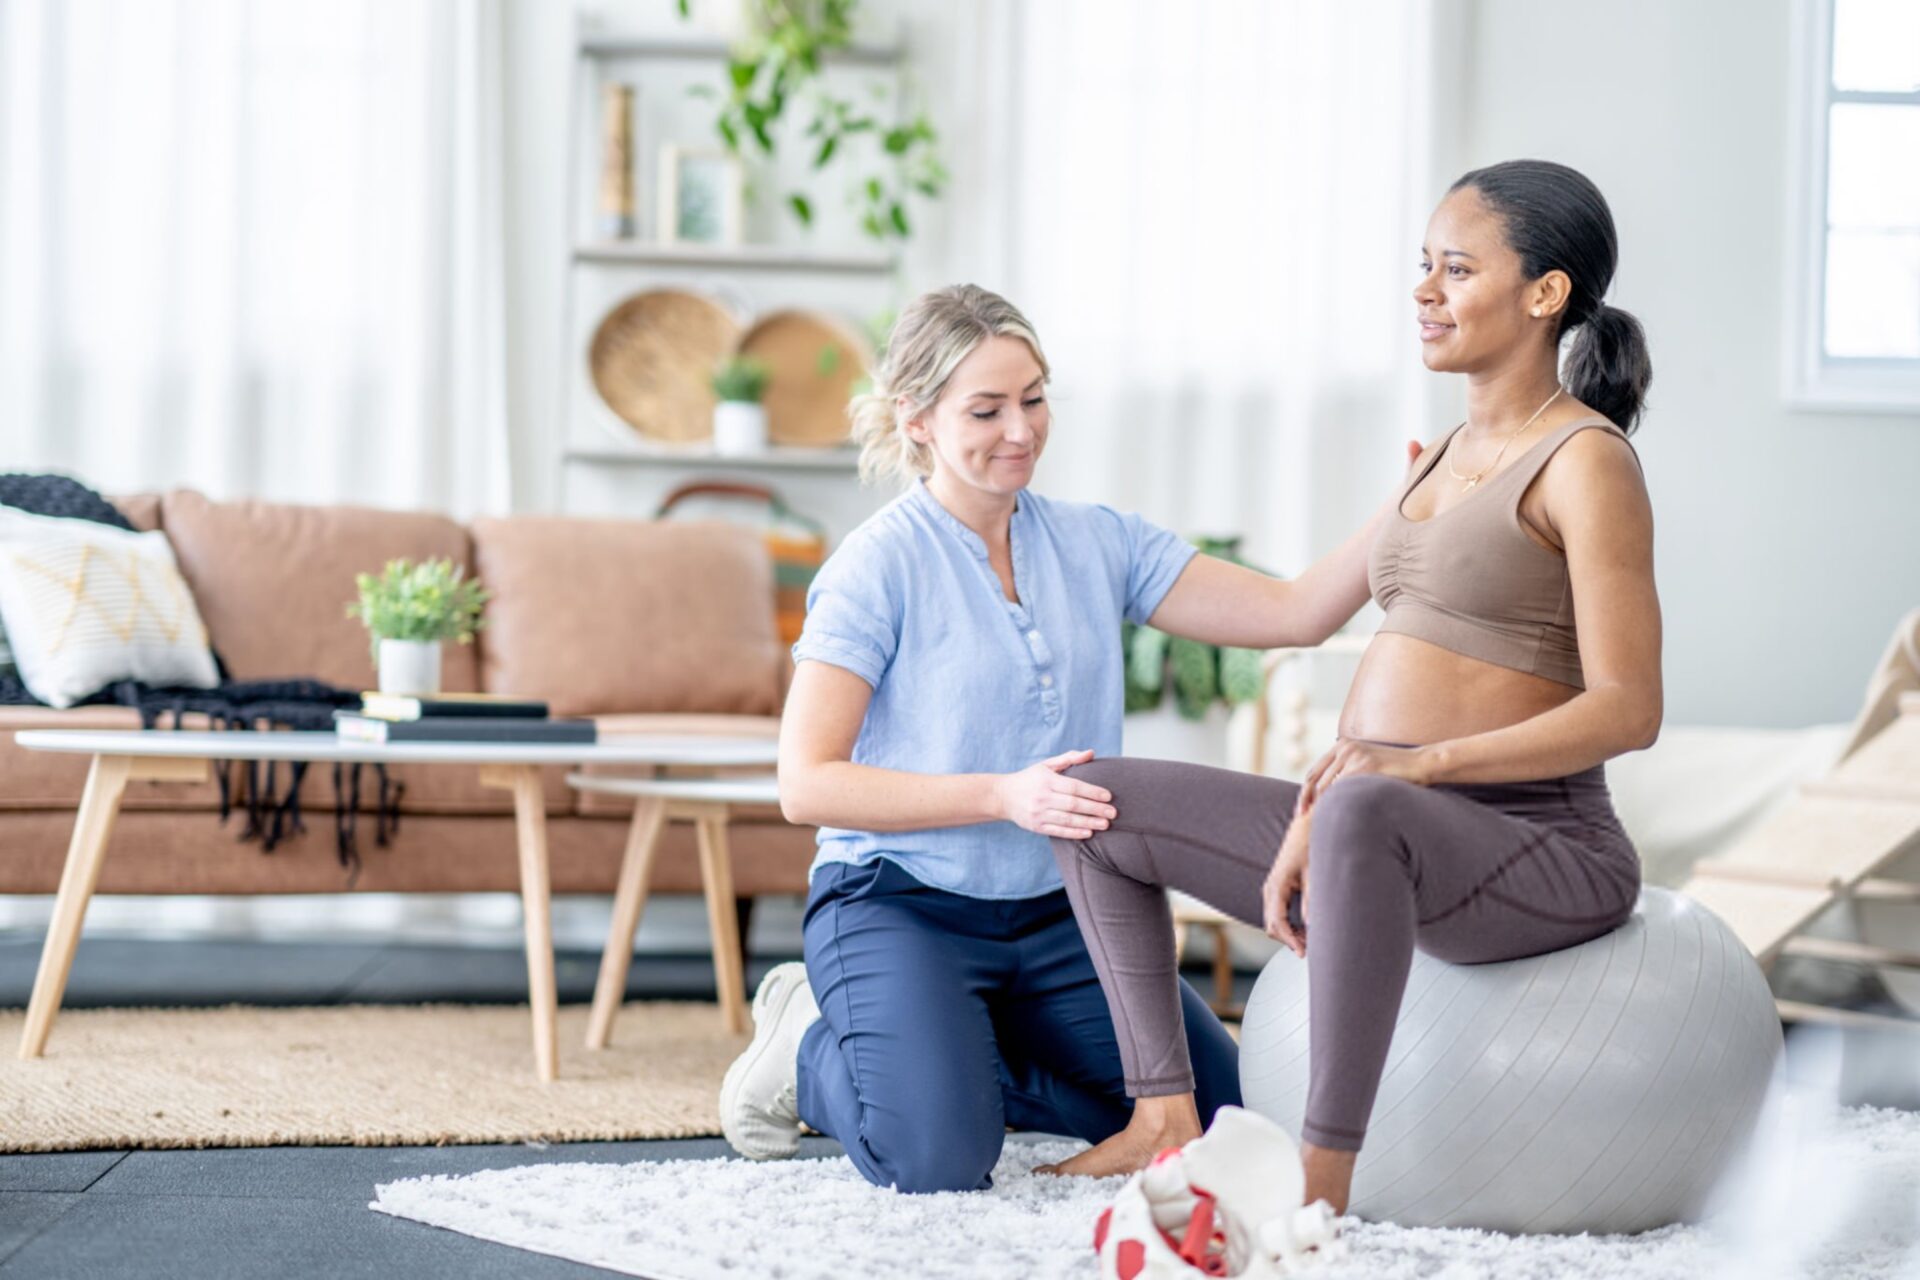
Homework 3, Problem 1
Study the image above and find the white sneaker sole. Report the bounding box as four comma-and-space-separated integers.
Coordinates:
719, 963, 811, 1160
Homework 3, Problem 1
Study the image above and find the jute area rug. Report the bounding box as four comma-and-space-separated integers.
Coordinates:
373, 1109, 1920, 1280
0, 1002, 743, 1153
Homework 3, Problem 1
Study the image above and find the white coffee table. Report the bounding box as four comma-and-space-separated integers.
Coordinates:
12, 729, 779, 1082
563, 772, 781, 1047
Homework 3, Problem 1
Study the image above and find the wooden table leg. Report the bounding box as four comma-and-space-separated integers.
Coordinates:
585, 796, 667, 1050
692, 805, 749, 1034
482, 764, 559, 1082
19, 755, 133, 1059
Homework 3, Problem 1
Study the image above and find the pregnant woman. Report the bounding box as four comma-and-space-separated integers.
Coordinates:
719, 284, 1400, 1193
1046, 158, 1662, 1216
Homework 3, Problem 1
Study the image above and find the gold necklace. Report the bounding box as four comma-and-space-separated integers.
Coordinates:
1447, 385, 1564, 491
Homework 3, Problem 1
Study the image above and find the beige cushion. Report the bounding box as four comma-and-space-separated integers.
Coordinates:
0, 508, 220, 707
471, 517, 782, 718
160, 490, 479, 693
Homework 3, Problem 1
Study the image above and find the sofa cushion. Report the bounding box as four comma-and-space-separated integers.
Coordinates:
161, 490, 479, 694
0, 808, 816, 897
471, 517, 783, 718
0, 508, 221, 707
112, 493, 164, 533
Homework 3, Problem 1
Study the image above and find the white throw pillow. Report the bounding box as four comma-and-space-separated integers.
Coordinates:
0, 507, 220, 708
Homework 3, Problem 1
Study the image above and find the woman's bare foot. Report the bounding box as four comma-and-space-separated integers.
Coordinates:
1036, 1094, 1205, 1178
1301, 1142, 1356, 1215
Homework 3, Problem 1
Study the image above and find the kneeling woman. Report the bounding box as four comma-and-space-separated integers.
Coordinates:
720, 284, 1388, 1192
1048, 160, 1662, 1214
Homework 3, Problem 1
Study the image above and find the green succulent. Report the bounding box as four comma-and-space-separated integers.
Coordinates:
347, 558, 490, 656
712, 356, 772, 404
1122, 535, 1277, 721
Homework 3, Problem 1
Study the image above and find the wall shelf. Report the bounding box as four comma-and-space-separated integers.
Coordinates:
577, 30, 904, 68
556, 14, 901, 533
565, 444, 861, 473
573, 240, 895, 275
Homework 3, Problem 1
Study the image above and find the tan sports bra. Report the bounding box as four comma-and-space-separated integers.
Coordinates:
1367, 415, 1634, 689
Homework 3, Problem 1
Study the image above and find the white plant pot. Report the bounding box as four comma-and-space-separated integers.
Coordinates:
712, 401, 768, 457
377, 639, 442, 696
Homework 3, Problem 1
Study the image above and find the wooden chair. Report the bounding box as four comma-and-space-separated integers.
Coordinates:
1681, 608, 1920, 1033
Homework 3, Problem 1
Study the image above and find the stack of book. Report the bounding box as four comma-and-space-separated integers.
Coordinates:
334, 693, 598, 745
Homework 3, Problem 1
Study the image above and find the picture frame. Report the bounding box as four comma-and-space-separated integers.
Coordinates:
657, 146, 744, 246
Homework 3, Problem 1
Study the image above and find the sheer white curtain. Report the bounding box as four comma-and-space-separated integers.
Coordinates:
995, 0, 1443, 575
0, 0, 511, 517
0, 0, 524, 946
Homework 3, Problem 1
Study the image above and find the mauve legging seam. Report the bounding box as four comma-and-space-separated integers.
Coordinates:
1415, 826, 1557, 927
1482, 885, 1635, 926
1105, 822, 1275, 880
1553, 777, 1641, 911
1065, 842, 1188, 1095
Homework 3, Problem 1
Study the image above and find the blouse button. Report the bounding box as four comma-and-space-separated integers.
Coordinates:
1040, 673, 1054, 688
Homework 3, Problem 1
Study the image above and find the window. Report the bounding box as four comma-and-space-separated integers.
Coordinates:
1786, 0, 1920, 411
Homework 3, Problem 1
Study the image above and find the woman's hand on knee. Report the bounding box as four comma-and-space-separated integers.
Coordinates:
994, 749, 1117, 840
1299, 740, 1435, 811
1263, 812, 1311, 957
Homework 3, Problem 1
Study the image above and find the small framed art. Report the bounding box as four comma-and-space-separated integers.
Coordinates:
658, 146, 744, 245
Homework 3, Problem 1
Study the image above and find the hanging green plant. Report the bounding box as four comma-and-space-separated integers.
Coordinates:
1123, 536, 1274, 721
678, 0, 947, 243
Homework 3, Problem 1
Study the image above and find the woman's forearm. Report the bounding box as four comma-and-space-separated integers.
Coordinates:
1267, 497, 1393, 645
779, 760, 1004, 832
1152, 498, 1390, 650
1419, 683, 1661, 785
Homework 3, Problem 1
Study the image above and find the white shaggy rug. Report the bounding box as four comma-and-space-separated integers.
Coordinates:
372, 1107, 1920, 1279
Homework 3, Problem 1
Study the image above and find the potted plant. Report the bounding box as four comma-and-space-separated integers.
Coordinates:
347, 558, 490, 695
712, 355, 772, 456
1121, 536, 1270, 766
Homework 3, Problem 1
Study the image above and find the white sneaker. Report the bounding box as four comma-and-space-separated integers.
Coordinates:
720, 961, 820, 1160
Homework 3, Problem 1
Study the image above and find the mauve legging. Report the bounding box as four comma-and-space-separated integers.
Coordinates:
1050, 757, 1640, 1152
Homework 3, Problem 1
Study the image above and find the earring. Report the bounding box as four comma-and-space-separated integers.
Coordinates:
1531, 308, 1542, 317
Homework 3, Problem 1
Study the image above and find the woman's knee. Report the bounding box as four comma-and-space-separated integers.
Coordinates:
1305, 776, 1424, 910
863, 1121, 1003, 1194
1061, 757, 1150, 797
1309, 774, 1423, 850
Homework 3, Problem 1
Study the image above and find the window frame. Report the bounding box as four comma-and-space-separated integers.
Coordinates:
1784, 0, 1920, 413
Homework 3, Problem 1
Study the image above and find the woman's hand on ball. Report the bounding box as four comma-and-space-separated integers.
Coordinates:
1263, 811, 1311, 957
995, 749, 1116, 840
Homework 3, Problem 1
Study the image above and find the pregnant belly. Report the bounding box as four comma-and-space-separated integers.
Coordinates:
1337, 633, 1578, 746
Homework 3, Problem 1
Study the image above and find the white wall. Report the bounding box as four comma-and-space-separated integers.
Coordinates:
1456, 0, 1920, 727
507, 0, 1916, 728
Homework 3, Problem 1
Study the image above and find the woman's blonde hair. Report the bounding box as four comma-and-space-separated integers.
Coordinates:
848, 284, 1051, 485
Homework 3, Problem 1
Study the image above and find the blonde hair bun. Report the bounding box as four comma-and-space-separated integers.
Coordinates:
850, 285, 1050, 485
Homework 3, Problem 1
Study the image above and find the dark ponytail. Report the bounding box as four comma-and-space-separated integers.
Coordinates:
1562, 305, 1651, 434
1451, 160, 1653, 433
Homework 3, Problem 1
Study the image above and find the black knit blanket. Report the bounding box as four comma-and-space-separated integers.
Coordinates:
1, 474, 401, 878
5, 676, 405, 879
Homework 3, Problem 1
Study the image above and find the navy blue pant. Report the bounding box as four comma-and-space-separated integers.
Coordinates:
795, 858, 1242, 1193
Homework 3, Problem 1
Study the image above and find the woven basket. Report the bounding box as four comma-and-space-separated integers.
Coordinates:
737, 309, 872, 448
589, 289, 741, 443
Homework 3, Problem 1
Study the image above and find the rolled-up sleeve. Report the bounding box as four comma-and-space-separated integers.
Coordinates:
1108, 508, 1197, 625
790, 542, 899, 689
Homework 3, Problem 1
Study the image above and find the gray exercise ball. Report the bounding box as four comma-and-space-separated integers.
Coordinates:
1238, 888, 1781, 1235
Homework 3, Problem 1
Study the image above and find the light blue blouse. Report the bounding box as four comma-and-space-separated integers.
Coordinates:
791, 479, 1197, 900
